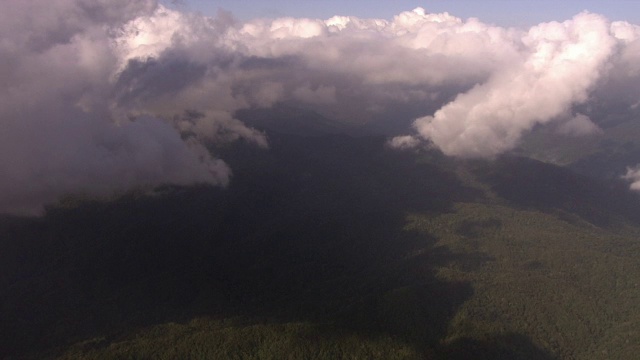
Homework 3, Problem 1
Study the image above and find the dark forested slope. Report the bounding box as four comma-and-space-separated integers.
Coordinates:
1, 134, 639, 359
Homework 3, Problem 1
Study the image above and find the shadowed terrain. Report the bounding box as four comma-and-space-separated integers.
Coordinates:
4, 134, 640, 359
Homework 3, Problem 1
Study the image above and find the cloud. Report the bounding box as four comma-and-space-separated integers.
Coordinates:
4, 2, 640, 213
623, 166, 640, 191
0, 0, 239, 215
404, 12, 616, 158
557, 113, 602, 136
388, 136, 421, 150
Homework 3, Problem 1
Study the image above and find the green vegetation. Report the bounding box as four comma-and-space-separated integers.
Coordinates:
406, 202, 640, 359
2, 134, 640, 359
58, 320, 420, 360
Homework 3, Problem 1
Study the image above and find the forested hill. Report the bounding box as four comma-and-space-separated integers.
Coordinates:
2, 134, 640, 359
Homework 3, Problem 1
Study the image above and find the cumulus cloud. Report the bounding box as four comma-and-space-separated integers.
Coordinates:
4, 1, 640, 214
404, 12, 616, 158
623, 166, 640, 191
0, 0, 248, 215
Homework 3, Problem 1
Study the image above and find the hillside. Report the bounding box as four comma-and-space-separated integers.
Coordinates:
2, 134, 640, 359
517, 108, 640, 182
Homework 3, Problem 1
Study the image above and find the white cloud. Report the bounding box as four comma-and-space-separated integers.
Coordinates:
623, 166, 640, 191
0, 1, 239, 215
4, 2, 640, 213
410, 12, 616, 158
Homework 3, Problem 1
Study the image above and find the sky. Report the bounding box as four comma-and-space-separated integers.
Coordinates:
2, 0, 640, 215
169, 0, 640, 28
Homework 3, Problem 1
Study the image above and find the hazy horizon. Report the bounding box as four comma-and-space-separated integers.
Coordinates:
167, 0, 640, 28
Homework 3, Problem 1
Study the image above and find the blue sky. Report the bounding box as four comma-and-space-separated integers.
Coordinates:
167, 0, 640, 28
